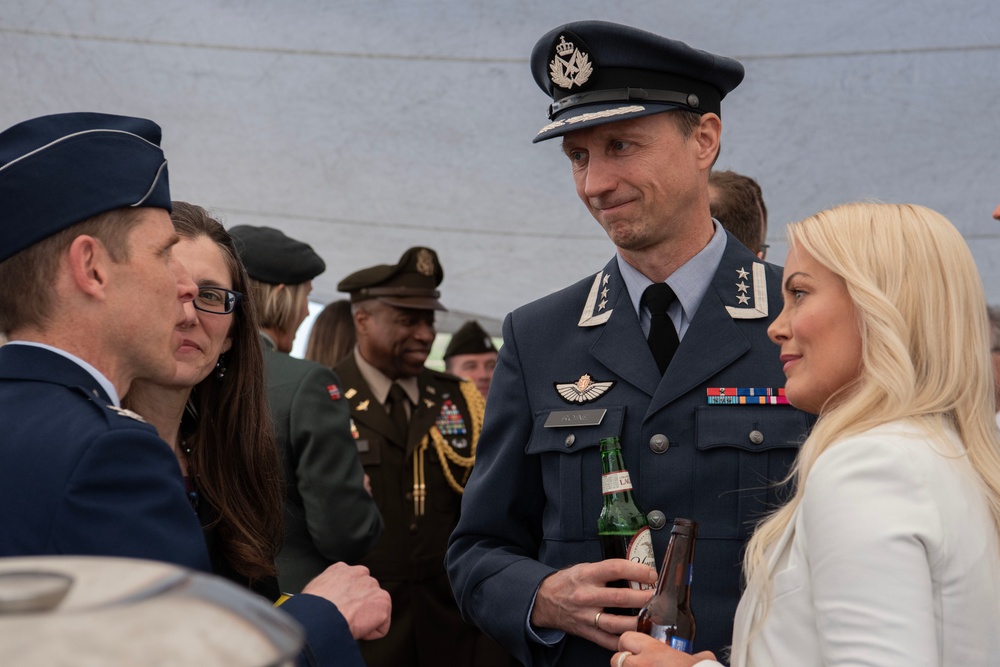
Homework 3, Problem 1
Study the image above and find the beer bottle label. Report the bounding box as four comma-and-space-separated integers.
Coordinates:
668, 636, 692, 653
647, 626, 693, 654
601, 470, 633, 494
626, 527, 655, 590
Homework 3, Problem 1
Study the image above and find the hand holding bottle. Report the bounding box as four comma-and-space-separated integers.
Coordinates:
531, 559, 657, 651
613, 631, 718, 667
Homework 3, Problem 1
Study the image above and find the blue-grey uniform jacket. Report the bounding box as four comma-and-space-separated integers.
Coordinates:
447, 235, 813, 665
0, 343, 366, 667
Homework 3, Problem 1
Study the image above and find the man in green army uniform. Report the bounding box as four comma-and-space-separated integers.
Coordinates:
335, 247, 511, 667
229, 225, 383, 594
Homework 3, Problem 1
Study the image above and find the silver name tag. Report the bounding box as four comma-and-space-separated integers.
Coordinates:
543, 408, 607, 428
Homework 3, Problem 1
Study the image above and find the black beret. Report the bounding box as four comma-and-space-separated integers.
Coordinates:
338, 247, 446, 311
444, 320, 497, 359
0, 112, 172, 262
530, 21, 745, 142
228, 225, 325, 285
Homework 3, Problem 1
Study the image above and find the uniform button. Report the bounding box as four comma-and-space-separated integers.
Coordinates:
564, 434, 576, 447
749, 429, 764, 445
405, 491, 413, 502
647, 510, 667, 530
649, 434, 669, 453
409, 523, 419, 533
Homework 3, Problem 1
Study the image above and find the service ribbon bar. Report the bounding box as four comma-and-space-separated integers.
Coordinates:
706, 387, 789, 405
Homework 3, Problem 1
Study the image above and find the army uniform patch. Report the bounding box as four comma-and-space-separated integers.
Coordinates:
326, 384, 342, 400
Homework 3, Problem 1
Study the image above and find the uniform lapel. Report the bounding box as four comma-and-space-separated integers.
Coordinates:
408, 372, 440, 458
337, 357, 405, 450
588, 259, 662, 398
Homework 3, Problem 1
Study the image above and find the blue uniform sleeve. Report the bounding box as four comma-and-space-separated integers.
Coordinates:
55, 428, 210, 571
281, 594, 365, 667
446, 312, 564, 665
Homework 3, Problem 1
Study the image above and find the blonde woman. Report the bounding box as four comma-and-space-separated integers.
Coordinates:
616, 202, 1000, 666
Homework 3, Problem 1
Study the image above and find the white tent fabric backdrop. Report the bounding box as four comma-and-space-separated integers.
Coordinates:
3, 1, 999, 337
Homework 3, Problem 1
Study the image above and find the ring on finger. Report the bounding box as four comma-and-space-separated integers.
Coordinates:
617, 650, 632, 667
593, 611, 603, 630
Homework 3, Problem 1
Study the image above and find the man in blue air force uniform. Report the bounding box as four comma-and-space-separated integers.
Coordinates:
0, 113, 378, 667
446, 21, 813, 666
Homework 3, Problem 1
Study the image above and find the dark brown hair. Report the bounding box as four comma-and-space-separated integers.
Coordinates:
304, 299, 356, 367
708, 170, 766, 254
168, 201, 284, 581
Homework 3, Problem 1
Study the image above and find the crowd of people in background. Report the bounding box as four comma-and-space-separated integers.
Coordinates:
1, 17, 999, 667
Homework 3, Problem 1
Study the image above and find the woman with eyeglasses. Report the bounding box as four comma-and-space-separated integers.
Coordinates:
125, 202, 389, 666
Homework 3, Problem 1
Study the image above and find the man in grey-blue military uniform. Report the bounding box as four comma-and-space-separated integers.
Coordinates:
446, 20, 812, 666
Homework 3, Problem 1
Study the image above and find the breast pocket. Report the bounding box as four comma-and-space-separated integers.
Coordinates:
526, 405, 625, 541
694, 405, 810, 539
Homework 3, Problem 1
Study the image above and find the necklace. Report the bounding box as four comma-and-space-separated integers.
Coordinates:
180, 439, 199, 510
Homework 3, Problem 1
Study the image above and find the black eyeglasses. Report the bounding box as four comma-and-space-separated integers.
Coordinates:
193, 287, 242, 314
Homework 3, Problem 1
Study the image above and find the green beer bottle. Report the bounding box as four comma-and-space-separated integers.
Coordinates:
597, 436, 654, 614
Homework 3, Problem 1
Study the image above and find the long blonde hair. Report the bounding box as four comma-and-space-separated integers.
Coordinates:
744, 202, 1000, 610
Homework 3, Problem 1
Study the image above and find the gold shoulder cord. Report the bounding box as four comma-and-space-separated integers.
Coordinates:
413, 380, 485, 516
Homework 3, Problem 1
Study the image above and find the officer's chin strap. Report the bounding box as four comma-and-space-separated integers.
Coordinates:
412, 381, 484, 516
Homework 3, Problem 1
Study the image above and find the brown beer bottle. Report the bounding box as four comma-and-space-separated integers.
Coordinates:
636, 518, 697, 652
597, 436, 654, 614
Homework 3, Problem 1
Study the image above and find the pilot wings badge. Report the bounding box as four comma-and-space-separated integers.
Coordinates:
555, 374, 614, 404
726, 263, 769, 320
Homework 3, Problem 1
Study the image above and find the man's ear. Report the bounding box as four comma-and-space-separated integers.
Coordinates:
694, 113, 722, 169
354, 306, 370, 338
66, 235, 111, 299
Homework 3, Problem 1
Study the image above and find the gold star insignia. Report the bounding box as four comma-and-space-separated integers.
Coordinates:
737, 294, 751, 305
602, 274, 610, 285
736, 267, 749, 280
598, 298, 608, 311
736, 281, 749, 293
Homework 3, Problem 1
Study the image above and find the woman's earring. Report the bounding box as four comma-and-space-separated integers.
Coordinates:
215, 355, 228, 381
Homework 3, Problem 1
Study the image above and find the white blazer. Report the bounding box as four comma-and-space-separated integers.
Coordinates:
696, 419, 1000, 667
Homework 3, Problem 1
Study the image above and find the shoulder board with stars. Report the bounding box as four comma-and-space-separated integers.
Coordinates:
726, 263, 768, 320
578, 270, 613, 327
555, 374, 615, 404
107, 406, 148, 423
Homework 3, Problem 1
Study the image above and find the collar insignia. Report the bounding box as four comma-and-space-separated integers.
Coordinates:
549, 34, 593, 90
345, 387, 358, 399
726, 263, 768, 319
579, 270, 613, 327
107, 406, 147, 423
555, 374, 615, 404
356, 399, 370, 412
424, 398, 436, 409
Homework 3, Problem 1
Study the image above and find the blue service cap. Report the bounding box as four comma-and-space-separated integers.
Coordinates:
530, 21, 745, 143
0, 112, 172, 262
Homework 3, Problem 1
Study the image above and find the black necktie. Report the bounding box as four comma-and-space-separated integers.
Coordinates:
643, 283, 680, 374
387, 383, 410, 442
